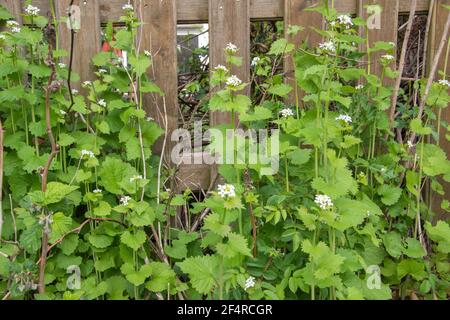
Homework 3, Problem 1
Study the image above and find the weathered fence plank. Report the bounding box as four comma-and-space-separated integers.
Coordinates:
0, 0, 22, 24
285, 0, 324, 106
136, 0, 179, 170
357, 0, 399, 80
55, 0, 101, 89
20, 0, 432, 25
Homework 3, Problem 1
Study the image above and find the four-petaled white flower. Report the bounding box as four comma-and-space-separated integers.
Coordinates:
130, 175, 143, 183
336, 114, 352, 124
280, 108, 294, 118
217, 184, 236, 198
381, 54, 395, 61
81, 150, 95, 159
120, 195, 132, 206
82, 81, 92, 87
438, 79, 450, 88
122, 4, 134, 12
93, 189, 102, 194
7, 20, 20, 33
214, 64, 228, 72
315, 194, 333, 210
24, 4, 40, 16
144, 50, 151, 57
244, 276, 256, 291
337, 14, 353, 29
407, 140, 415, 149
355, 84, 364, 90
251, 57, 261, 67
98, 99, 107, 108
226, 75, 242, 87
226, 42, 238, 53
319, 41, 336, 53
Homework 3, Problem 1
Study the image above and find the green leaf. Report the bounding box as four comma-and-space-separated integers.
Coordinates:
410, 118, 432, 135
287, 148, 312, 166
377, 185, 402, 206
93, 201, 112, 217
58, 133, 76, 147
403, 238, 426, 258
239, 106, 272, 122
59, 234, 79, 255
88, 233, 114, 249
44, 182, 79, 205
145, 262, 176, 292
204, 213, 231, 237
99, 157, 137, 194
129, 55, 152, 77
177, 255, 219, 294
269, 38, 294, 55
424, 221, 450, 253
216, 232, 252, 258
121, 263, 153, 286
382, 232, 404, 258
49, 213, 73, 243
397, 259, 427, 281
120, 230, 147, 251
268, 84, 292, 97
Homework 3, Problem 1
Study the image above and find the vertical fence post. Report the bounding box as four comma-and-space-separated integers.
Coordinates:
209, 0, 250, 180
430, 0, 450, 216
136, 0, 178, 170
284, 0, 324, 105
357, 0, 399, 81
0, 0, 22, 24
55, 0, 101, 90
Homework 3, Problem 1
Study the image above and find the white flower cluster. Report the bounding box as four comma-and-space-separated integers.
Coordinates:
337, 14, 353, 28
251, 57, 261, 67
82, 81, 92, 87
130, 175, 143, 183
280, 108, 294, 118
244, 276, 256, 290
98, 68, 107, 74
60, 110, 67, 116
58, 63, 66, 68
381, 54, 395, 61
407, 140, 415, 149
217, 184, 236, 198
98, 99, 107, 108
226, 42, 238, 53
122, 4, 134, 12
93, 189, 102, 194
355, 84, 364, 90
71, 89, 78, 95
81, 149, 95, 159
319, 41, 336, 53
214, 64, 228, 72
315, 194, 333, 210
120, 195, 132, 206
226, 75, 242, 87
144, 50, 151, 57
6, 20, 21, 33
336, 114, 352, 124
438, 79, 450, 88
24, 4, 40, 16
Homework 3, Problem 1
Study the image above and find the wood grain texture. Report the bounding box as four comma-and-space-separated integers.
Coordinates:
21, 0, 432, 23
357, 0, 399, 81
285, 0, 324, 105
136, 0, 178, 168
55, 0, 101, 89
0, 0, 23, 23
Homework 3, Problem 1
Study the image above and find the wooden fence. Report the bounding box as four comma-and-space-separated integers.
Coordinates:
1, 0, 449, 195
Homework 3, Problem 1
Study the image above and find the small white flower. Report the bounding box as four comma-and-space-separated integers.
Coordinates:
93, 189, 102, 194
226, 75, 242, 87
244, 276, 256, 291
315, 194, 333, 210
226, 42, 238, 53
120, 195, 132, 206
58, 63, 66, 68
407, 140, 415, 149
144, 50, 151, 57
280, 108, 294, 118
381, 54, 395, 61
98, 99, 107, 108
337, 14, 353, 28
336, 114, 352, 124
6, 20, 19, 28
60, 110, 67, 116
11, 27, 21, 33
380, 167, 387, 173
438, 79, 450, 88
355, 84, 364, 90
146, 116, 154, 122
214, 64, 228, 72
129, 175, 143, 183
71, 89, 78, 95
98, 68, 107, 74
82, 81, 92, 87
329, 21, 337, 27
251, 57, 261, 67
0, 34, 6, 40
319, 41, 336, 53
122, 4, 134, 12
24, 4, 40, 16
217, 184, 236, 198
81, 149, 95, 159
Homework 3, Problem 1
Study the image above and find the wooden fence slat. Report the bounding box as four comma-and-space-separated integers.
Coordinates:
0, 0, 23, 24
55, 0, 101, 89
358, 0, 399, 81
136, 0, 178, 170
285, 0, 324, 105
